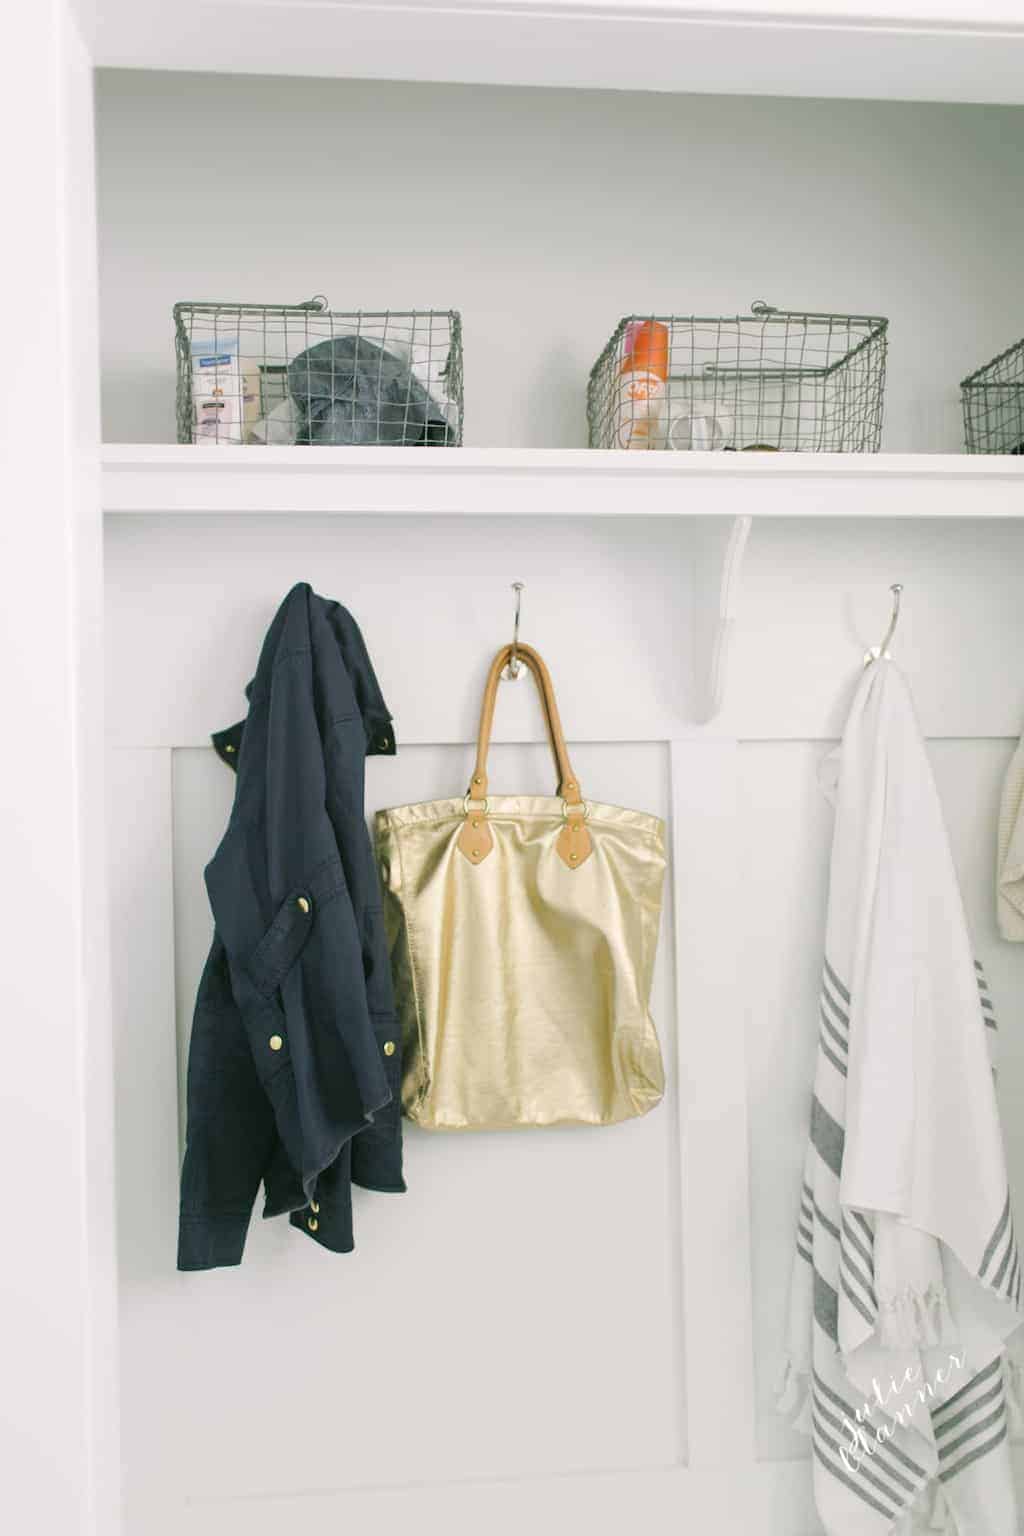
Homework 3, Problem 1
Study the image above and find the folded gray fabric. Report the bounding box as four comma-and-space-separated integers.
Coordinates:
288, 335, 452, 446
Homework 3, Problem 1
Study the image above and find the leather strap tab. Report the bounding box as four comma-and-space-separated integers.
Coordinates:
458, 643, 591, 869
457, 800, 493, 864
556, 811, 592, 870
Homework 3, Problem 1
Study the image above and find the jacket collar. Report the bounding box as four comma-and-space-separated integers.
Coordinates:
212, 585, 395, 772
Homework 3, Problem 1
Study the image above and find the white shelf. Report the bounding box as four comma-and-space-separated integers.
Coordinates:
102, 445, 1024, 519
85, 1, 1024, 105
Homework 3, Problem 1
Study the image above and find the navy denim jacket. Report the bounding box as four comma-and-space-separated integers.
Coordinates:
177, 584, 403, 1270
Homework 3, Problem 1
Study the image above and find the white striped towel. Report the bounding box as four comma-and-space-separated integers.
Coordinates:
780, 659, 1024, 1535
997, 731, 1024, 943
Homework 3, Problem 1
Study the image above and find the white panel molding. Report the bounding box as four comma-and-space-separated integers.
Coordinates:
106, 750, 180, 1527
120, 740, 699, 1531
144, 1460, 819, 1536
670, 740, 758, 1472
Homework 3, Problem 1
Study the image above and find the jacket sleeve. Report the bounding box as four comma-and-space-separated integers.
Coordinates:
177, 939, 279, 1270
319, 604, 404, 1193
205, 642, 392, 1189
322, 599, 396, 757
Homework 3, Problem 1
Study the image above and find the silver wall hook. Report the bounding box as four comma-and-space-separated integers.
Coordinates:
503, 582, 525, 680
864, 583, 903, 667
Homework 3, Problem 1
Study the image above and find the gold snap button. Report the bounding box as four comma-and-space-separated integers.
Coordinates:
297, 896, 311, 914
473, 775, 483, 786
225, 744, 236, 754
269, 1034, 283, 1052
307, 1217, 319, 1232
310, 1200, 320, 1214
383, 1040, 396, 1057
472, 819, 480, 829
570, 852, 578, 863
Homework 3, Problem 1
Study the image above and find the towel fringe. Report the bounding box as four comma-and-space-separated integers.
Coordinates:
893, 1481, 959, 1535
877, 1283, 953, 1351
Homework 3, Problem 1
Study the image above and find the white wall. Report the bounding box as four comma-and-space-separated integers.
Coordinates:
95, 72, 1024, 453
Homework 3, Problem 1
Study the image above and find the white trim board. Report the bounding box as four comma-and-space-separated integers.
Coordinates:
102, 446, 1024, 519
103, 506, 1024, 735
4, 4, 121, 1534
83, 1, 1024, 103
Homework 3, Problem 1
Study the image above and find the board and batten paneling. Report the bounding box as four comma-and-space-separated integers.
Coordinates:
111, 740, 685, 1534
104, 512, 1024, 749
103, 513, 702, 742
104, 505, 1024, 1532
723, 517, 1024, 742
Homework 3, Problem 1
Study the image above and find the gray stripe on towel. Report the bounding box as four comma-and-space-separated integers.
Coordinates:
819, 1035, 848, 1079
813, 1270, 839, 1342
821, 985, 850, 1032
933, 1358, 1001, 1422
980, 1194, 1011, 1280
993, 1224, 1016, 1290
824, 958, 851, 1005
841, 1216, 875, 1275
813, 1373, 927, 1481
811, 1195, 839, 1243
935, 1379, 1004, 1443
811, 1096, 845, 1178
840, 1273, 876, 1328
812, 1399, 916, 1496
839, 1245, 877, 1310
820, 1006, 849, 1055
813, 1420, 905, 1513
850, 1210, 874, 1246
939, 1403, 1006, 1464
939, 1425, 1008, 1485
812, 1435, 898, 1519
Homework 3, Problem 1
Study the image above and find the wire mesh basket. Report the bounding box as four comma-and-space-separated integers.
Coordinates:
961, 338, 1024, 454
174, 297, 462, 446
587, 301, 888, 453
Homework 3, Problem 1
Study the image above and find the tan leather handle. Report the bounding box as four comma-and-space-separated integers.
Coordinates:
466, 643, 583, 807
458, 643, 592, 868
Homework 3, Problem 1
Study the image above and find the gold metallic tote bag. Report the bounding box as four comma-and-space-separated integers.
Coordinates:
375, 642, 667, 1130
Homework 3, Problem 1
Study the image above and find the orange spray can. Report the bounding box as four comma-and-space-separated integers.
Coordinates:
616, 320, 669, 450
